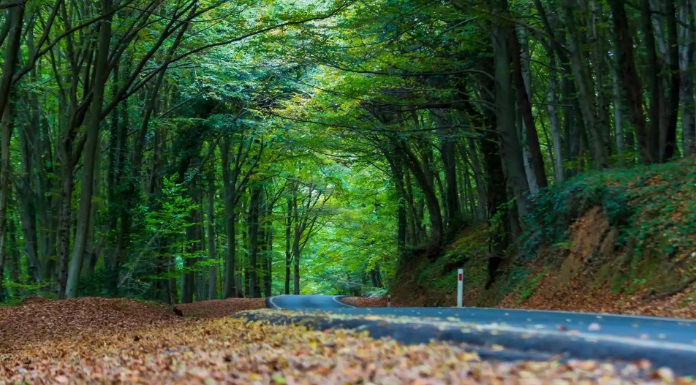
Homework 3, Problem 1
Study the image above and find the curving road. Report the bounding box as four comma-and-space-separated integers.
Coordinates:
267, 295, 696, 343
262, 295, 696, 375
267, 294, 356, 310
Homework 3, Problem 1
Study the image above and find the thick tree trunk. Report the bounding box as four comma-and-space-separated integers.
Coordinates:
491, 9, 530, 223
0, 107, 11, 299
0, 1, 24, 299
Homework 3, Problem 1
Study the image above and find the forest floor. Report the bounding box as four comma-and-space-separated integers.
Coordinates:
2, 297, 694, 384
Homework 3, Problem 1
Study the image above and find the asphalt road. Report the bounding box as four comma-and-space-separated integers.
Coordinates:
267, 294, 696, 344
263, 294, 696, 375
268, 294, 355, 310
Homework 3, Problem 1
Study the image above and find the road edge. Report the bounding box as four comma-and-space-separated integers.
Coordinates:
234, 310, 696, 377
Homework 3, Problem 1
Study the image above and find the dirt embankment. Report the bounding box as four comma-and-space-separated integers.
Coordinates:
498, 206, 696, 319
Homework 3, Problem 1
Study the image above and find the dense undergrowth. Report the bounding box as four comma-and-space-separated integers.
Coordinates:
393, 157, 696, 317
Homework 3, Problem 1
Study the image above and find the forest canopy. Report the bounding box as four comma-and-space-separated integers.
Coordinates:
0, 0, 693, 303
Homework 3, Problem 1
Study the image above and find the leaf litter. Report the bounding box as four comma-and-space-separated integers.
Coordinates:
1, 298, 695, 384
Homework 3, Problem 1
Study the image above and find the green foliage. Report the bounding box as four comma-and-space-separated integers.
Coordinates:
519, 269, 548, 302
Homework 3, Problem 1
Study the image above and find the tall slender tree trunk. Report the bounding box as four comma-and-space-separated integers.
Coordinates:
546, 50, 565, 182
462, 138, 487, 220
207, 174, 218, 300
292, 193, 301, 295
433, 109, 461, 232
510, 23, 547, 189
247, 186, 261, 298
663, 0, 681, 160
284, 196, 292, 295
609, 0, 651, 163
66, 0, 113, 298
264, 200, 273, 298
0, 1, 24, 299
612, 65, 625, 156
680, 0, 696, 156
221, 138, 237, 298
561, 0, 608, 168
641, 0, 662, 163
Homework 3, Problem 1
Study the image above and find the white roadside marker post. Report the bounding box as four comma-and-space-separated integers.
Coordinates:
457, 269, 464, 308
387, 294, 392, 308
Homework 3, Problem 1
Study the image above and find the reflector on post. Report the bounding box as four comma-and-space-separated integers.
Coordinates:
457, 268, 464, 308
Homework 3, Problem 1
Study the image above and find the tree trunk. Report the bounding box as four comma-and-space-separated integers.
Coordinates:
663, 0, 681, 161
491, 8, 531, 223
264, 197, 273, 298
590, 0, 613, 157
432, 109, 461, 232
207, 174, 218, 300
609, 0, 651, 163
0, 0, 24, 299
292, 192, 301, 295
284, 196, 292, 295
680, 0, 696, 156
510, 23, 547, 189
641, 0, 662, 163
221, 138, 237, 298
397, 140, 445, 250
462, 138, 487, 220
247, 186, 261, 298
547, 50, 565, 182
612, 64, 625, 157
561, 0, 608, 168
66, 0, 113, 298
